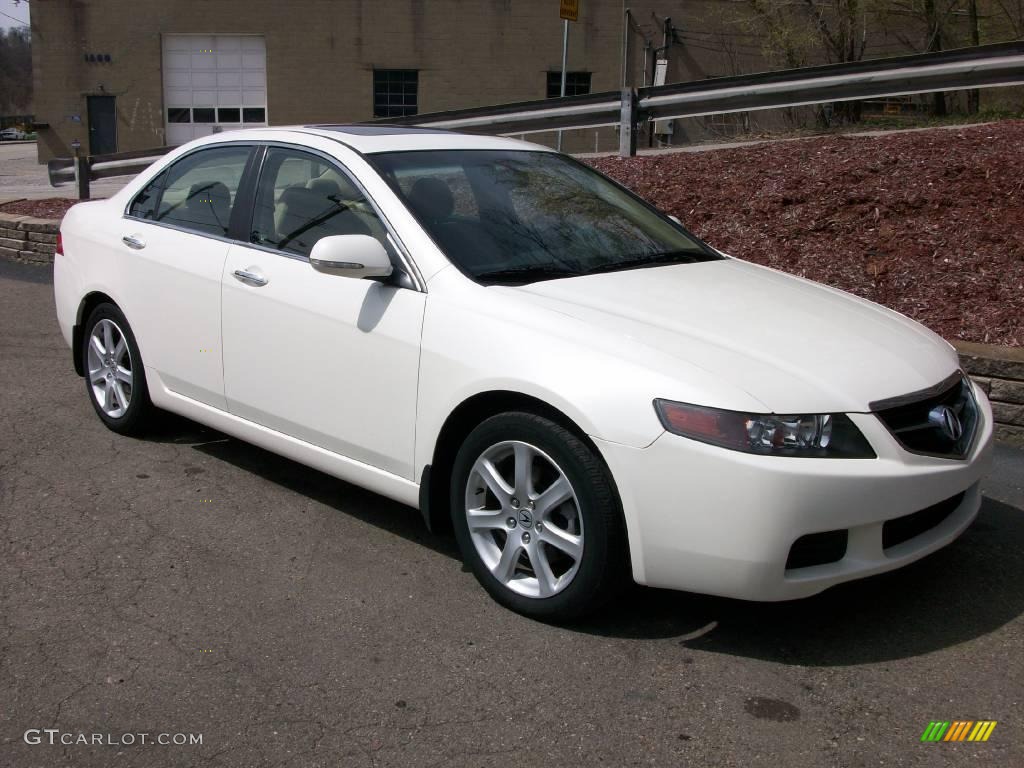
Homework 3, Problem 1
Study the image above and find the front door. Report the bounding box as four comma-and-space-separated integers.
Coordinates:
221, 146, 425, 478
87, 95, 117, 155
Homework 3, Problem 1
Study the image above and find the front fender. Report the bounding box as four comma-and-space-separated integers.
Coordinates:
413, 269, 759, 475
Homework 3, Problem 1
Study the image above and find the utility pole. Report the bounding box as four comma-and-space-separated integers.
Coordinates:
556, 1, 580, 151
558, 18, 568, 151
621, 7, 630, 88
649, 15, 672, 147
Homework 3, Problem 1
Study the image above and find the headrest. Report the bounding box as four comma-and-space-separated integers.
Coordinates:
184, 181, 231, 233
307, 178, 342, 199
187, 181, 231, 207
408, 177, 454, 222
279, 185, 335, 217
278, 185, 370, 239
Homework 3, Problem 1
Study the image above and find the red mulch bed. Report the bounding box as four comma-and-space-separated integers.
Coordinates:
587, 121, 1024, 347
0, 198, 83, 219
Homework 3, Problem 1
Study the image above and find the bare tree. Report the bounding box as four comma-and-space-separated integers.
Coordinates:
877, 0, 983, 114
0, 27, 32, 116
744, 0, 817, 68
801, 0, 871, 63
744, 0, 873, 122
989, 0, 1024, 38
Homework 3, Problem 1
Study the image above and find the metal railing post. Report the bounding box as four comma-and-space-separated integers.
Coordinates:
619, 88, 638, 157
74, 155, 91, 201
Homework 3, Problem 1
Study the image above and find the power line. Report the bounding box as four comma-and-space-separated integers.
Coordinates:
0, 9, 30, 26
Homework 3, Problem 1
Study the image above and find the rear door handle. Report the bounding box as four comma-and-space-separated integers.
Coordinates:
121, 234, 146, 250
232, 268, 268, 287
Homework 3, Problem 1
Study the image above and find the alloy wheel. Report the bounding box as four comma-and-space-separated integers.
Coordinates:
464, 440, 584, 598
87, 318, 133, 419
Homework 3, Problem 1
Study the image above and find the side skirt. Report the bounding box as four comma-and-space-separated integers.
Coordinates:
146, 368, 421, 509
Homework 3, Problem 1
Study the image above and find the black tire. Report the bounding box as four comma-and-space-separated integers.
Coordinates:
82, 303, 155, 436
450, 411, 628, 621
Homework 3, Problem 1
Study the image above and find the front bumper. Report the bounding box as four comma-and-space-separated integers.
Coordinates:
594, 380, 994, 601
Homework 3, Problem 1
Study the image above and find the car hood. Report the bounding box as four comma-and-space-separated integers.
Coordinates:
503, 258, 959, 414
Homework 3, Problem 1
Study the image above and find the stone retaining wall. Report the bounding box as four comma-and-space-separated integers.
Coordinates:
0, 212, 59, 264
956, 342, 1024, 448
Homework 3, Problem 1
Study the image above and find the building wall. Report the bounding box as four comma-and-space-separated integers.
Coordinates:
31, 0, 1017, 162
34, 0, 806, 161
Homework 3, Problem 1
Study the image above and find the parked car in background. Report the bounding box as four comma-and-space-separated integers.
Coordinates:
53, 126, 994, 620
0, 127, 28, 141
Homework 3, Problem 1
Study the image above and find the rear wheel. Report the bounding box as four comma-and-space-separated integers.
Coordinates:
451, 411, 627, 621
82, 303, 155, 435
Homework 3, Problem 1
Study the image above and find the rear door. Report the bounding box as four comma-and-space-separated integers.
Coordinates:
220, 145, 425, 478
122, 144, 255, 409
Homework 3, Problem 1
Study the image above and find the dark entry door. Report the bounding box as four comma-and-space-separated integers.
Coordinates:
87, 96, 116, 155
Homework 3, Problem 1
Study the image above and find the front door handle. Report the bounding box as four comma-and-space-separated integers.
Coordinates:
232, 268, 268, 287
121, 234, 146, 250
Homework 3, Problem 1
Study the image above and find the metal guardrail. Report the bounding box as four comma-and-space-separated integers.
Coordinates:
48, 146, 175, 199
47, 41, 1024, 197
378, 41, 1024, 155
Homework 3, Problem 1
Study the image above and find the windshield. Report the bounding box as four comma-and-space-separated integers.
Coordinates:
368, 149, 721, 285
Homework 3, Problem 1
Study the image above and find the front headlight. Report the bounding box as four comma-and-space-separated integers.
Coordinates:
653, 399, 876, 458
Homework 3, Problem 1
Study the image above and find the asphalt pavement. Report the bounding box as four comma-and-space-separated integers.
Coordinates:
1, 261, 1022, 767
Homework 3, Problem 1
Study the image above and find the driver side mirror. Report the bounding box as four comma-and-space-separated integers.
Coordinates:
309, 235, 393, 279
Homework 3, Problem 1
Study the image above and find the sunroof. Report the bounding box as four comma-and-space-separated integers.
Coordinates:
304, 124, 455, 136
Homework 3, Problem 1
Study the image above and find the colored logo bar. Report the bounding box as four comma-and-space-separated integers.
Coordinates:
921, 721, 997, 742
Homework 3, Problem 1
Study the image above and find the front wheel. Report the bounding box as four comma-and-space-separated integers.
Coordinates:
450, 412, 628, 621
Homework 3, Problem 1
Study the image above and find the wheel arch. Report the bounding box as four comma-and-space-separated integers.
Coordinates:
419, 389, 623, 537
72, 291, 119, 376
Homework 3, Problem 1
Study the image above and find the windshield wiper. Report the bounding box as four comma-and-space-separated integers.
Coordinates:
475, 265, 581, 285
584, 250, 706, 275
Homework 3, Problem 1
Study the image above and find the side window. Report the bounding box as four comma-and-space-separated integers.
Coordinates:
129, 146, 251, 237
128, 171, 166, 220
251, 147, 395, 259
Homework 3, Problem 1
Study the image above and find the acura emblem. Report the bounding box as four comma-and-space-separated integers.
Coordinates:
517, 509, 533, 528
928, 405, 963, 441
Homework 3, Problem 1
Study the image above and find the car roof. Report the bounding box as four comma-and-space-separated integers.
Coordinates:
192, 124, 553, 155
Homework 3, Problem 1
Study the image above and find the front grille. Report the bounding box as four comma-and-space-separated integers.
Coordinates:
786, 529, 848, 570
873, 373, 978, 459
882, 492, 965, 550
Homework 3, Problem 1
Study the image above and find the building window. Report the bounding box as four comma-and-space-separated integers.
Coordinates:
242, 107, 266, 123
192, 108, 215, 124
167, 107, 191, 123
546, 71, 591, 98
373, 69, 418, 118
217, 108, 240, 123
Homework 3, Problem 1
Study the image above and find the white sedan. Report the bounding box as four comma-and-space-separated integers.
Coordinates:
54, 126, 993, 619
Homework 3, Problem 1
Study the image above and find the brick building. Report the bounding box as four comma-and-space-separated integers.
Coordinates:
24, 0, 780, 160
29, 0, 1020, 161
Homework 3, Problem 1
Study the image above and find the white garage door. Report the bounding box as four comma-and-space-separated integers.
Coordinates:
162, 34, 267, 146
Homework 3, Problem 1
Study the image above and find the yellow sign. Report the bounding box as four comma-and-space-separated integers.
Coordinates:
560, 0, 579, 22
